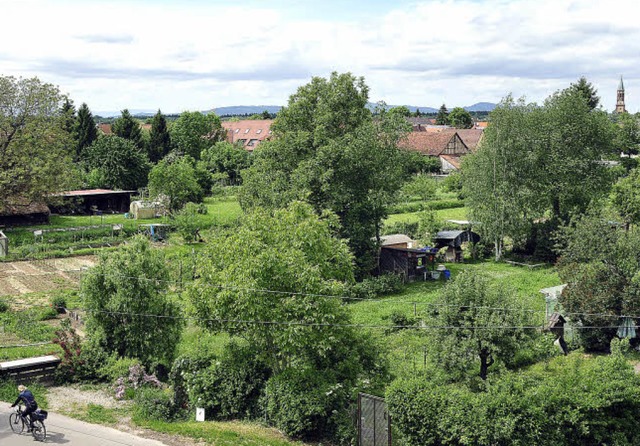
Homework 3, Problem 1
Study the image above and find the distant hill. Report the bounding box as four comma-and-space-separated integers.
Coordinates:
464, 102, 496, 112
210, 105, 282, 116
95, 102, 496, 118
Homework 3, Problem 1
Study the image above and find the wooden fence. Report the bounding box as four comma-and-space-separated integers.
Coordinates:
0, 355, 60, 384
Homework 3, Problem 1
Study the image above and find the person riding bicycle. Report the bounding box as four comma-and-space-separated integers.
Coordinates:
10, 385, 38, 430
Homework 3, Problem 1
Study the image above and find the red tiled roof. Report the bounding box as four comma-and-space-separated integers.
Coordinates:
98, 123, 112, 134
222, 120, 274, 151
399, 130, 459, 156
455, 129, 484, 151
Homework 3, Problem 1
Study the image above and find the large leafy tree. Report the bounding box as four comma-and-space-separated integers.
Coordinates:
612, 167, 640, 229
429, 271, 531, 381
464, 88, 614, 259
74, 102, 97, 161
241, 73, 409, 274
448, 107, 473, 129
112, 109, 143, 149
200, 141, 251, 185
82, 236, 183, 366
0, 75, 76, 211
148, 109, 171, 163
170, 111, 224, 160
84, 135, 150, 190
148, 155, 203, 211
556, 210, 640, 351
614, 112, 640, 158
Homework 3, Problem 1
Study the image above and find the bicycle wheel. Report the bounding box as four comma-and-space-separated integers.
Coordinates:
31, 420, 46, 441
9, 412, 24, 433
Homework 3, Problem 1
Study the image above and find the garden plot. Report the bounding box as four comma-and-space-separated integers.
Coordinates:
0, 256, 95, 298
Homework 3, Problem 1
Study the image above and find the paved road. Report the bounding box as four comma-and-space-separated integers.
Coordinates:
0, 406, 168, 445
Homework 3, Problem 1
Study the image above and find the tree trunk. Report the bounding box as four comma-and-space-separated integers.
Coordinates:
479, 346, 494, 380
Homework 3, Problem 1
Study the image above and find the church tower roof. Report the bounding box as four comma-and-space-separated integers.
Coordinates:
618, 76, 625, 91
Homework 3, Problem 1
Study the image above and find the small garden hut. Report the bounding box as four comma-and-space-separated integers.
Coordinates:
129, 201, 165, 220
434, 230, 480, 262
378, 234, 438, 281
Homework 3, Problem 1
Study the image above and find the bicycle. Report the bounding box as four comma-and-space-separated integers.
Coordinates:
9, 404, 47, 441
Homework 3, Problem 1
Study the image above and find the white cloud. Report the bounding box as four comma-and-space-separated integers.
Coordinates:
0, 0, 636, 112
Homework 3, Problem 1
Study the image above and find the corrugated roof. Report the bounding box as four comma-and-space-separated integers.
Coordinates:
380, 234, 415, 246
56, 189, 136, 197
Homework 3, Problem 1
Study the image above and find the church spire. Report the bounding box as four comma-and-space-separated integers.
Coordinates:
616, 75, 626, 113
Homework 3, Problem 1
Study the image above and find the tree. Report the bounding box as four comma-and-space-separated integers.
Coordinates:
569, 76, 600, 110
200, 141, 251, 185
0, 75, 76, 211
60, 98, 76, 134
414, 108, 423, 117
388, 105, 412, 117
82, 236, 183, 366
556, 210, 640, 351
170, 111, 224, 160
241, 73, 409, 275
429, 271, 530, 381
614, 112, 640, 158
435, 104, 449, 125
84, 135, 150, 190
148, 109, 171, 163
612, 167, 640, 229
448, 107, 473, 129
464, 88, 614, 259
74, 103, 98, 161
112, 109, 143, 149
148, 155, 202, 211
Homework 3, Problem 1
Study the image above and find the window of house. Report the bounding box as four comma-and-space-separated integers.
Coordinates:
256, 129, 262, 134
247, 139, 259, 146
234, 129, 239, 133
244, 129, 250, 134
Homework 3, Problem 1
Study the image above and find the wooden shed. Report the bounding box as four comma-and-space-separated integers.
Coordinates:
0, 201, 50, 226
434, 230, 481, 262
378, 234, 438, 281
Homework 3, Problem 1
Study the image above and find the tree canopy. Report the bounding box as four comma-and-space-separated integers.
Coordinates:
435, 104, 449, 125
0, 75, 76, 211
199, 141, 251, 185
82, 236, 183, 366
148, 155, 203, 211
148, 109, 171, 163
569, 76, 600, 110
112, 109, 143, 149
170, 111, 224, 160
84, 135, 150, 190
463, 88, 614, 259
448, 107, 473, 129
74, 102, 97, 161
240, 73, 409, 274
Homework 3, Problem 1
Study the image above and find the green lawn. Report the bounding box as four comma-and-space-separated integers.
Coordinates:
385, 206, 468, 226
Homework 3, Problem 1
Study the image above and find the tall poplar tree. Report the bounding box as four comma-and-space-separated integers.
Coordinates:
435, 103, 449, 125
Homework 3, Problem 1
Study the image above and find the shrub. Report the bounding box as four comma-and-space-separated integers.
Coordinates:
264, 367, 340, 440
133, 387, 180, 422
0, 298, 9, 313
100, 356, 143, 383
348, 274, 404, 300
50, 295, 67, 314
177, 342, 270, 419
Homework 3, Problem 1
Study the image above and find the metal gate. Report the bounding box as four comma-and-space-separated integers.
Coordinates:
358, 393, 391, 446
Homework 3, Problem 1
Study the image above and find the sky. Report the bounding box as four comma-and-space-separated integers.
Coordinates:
1, 0, 637, 114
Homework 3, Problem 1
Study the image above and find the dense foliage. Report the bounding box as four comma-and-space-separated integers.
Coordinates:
84, 135, 150, 190
148, 155, 203, 211
82, 236, 183, 367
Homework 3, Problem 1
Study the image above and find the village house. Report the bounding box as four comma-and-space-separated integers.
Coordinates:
221, 120, 273, 151
399, 129, 471, 172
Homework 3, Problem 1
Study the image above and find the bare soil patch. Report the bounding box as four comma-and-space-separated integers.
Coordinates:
0, 256, 96, 299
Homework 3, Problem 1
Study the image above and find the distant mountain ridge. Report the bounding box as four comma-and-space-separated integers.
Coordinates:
95, 102, 496, 118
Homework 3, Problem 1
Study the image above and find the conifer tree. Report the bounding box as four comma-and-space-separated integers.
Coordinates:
74, 102, 97, 160
435, 103, 449, 125
148, 109, 171, 163
112, 109, 143, 149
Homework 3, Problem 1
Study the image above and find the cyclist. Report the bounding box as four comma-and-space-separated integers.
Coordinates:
10, 385, 38, 430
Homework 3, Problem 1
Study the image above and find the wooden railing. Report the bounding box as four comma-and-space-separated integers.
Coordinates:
0, 355, 60, 384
